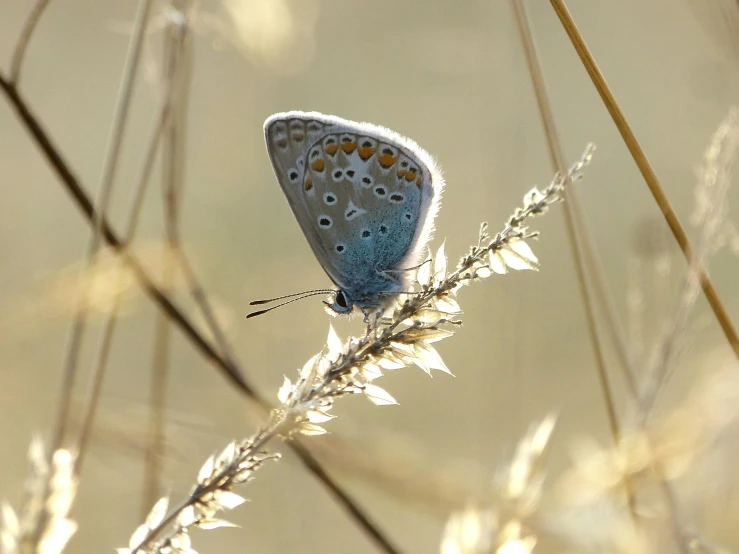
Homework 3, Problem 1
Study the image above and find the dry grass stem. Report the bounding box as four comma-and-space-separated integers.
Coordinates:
143, 0, 194, 515
9, 0, 53, 85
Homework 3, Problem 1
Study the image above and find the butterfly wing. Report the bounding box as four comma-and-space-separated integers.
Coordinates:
264, 111, 444, 294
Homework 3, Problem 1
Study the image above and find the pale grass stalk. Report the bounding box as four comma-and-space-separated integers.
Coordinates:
688, 0, 739, 60
1, 441, 77, 554
144, 0, 194, 515
639, 108, 739, 420
119, 147, 595, 554
147, 2, 252, 401
440, 416, 556, 554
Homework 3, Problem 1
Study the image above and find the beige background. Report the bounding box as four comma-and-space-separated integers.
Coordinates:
1, 0, 738, 552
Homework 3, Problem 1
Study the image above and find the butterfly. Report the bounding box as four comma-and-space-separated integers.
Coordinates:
253, 111, 444, 318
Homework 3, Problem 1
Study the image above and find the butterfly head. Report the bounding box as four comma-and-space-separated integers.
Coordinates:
323, 281, 402, 317
323, 290, 353, 315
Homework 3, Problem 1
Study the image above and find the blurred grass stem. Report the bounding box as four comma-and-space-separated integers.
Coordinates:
53, 0, 154, 458
550, 0, 739, 363
511, 0, 637, 516
144, 0, 193, 514
9, 0, 52, 85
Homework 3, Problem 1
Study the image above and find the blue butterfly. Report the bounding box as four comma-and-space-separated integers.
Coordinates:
253, 111, 443, 317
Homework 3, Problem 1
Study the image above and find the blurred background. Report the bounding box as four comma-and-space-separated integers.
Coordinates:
1, 0, 739, 552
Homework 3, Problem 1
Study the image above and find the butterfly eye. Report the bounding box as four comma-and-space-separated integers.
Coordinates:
335, 291, 348, 309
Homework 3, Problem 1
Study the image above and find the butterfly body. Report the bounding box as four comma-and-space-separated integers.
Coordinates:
264, 111, 443, 315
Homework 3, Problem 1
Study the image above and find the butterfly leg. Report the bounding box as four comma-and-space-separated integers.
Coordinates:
361, 306, 372, 326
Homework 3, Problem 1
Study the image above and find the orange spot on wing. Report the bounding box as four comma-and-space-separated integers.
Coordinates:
357, 146, 376, 161
325, 143, 339, 156
416, 176, 422, 187
405, 170, 417, 182
304, 177, 313, 191
311, 159, 325, 172
378, 153, 397, 168
397, 169, 407, 179
341, 141, 357, 154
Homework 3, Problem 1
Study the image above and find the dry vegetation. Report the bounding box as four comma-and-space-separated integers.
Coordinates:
1, 1, 738, 554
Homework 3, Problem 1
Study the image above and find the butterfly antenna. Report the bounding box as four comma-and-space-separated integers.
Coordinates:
249, 289, 334, 306
246, 290, 332, 319
379, 290, 425, 298
381, 258, 431, 275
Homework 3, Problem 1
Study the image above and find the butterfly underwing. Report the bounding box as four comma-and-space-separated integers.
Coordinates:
263, 111, 444, 316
